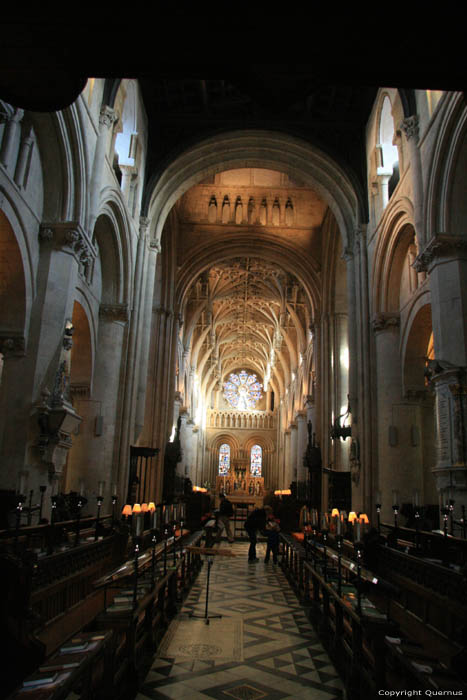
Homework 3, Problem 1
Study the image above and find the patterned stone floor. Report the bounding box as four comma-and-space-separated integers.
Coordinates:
134, 541, 345, 700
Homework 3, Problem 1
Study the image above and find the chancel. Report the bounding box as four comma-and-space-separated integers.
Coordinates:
1, 25, 467, 699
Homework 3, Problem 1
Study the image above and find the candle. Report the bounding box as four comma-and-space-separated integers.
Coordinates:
413, 489, 420, 508
375, 490, 382, 505
136, 514, 142, 536
355, 520, 361, 542
112, 483, 117, 496
98, 481, 105, 497
392, 489, 399, 506
79, 480, 85, 497
337, 516, 342, 535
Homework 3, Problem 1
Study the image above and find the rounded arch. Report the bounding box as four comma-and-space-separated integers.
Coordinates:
208, 432, 241, 456
0, 203, 34, 340
94, 194, 133, 305
426, 92, 467, 238
144, 130, 362, 250
401, 295, 433, 395
372, 199, 416, 314
70, 299, 93, 394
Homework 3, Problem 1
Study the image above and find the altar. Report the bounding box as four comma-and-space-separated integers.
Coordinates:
216, 473, 264, 507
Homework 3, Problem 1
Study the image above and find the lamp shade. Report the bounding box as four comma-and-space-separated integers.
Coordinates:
122, 504, 132, 517
331, 508, 340, 517
132, 503, 141, 514
348, 511, 358, 523
148, 502, 156, 512
141, 503, 148, 512
360, 513, 369, 524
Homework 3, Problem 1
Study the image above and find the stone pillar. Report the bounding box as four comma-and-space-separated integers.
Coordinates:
116, 217, 149, 495
89, 106, 117, 234
290, 423, 298, 486
14, 128, 34, 188
283, 429, 291, 489
0, 108, 23, 170
68, 304, 129, 503
372, 313, 405, 522
296, 412, 308, 496
400, 115, 424, 248
414, 236, 467, 517
134, 238, 159, 440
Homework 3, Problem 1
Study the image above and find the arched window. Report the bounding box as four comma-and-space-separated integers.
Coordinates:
218, 444, 230, 475
250, 444, 262, 477
377, 96, 400, 205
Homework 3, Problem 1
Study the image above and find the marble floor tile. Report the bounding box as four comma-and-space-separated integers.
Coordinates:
134, 542, 343, 700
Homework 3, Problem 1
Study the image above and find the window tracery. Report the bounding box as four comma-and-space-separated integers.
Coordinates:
250, 444, 262, 476
218, 443, 230, 475
223, 370, 263, 410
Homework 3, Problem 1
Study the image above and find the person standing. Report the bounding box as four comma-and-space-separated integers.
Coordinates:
244, 505, 272, 562
215, 493, 235, 543
265, 512, 280, 564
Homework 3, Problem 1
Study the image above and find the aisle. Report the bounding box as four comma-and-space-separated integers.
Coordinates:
135, 541, 345, 700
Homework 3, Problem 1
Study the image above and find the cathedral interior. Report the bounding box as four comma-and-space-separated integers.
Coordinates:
1, 20, 467, 699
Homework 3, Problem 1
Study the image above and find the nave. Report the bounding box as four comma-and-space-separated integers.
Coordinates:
134, 542, 344, 700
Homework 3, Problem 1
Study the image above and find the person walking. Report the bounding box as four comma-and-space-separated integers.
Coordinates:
244, 505, 272, 562
215, 493, 235, 543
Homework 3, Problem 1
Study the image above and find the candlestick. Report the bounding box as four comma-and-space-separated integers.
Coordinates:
94, 495, 103, 541
39, 485, 46, 522
133, 537, 140, 609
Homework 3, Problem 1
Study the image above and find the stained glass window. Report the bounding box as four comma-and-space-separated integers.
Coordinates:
223, 370, 263, 410
250, 444, 262, 477
218, 444, 230, 475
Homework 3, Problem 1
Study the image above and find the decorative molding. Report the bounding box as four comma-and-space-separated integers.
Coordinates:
99, 303, 130, 322
399, 115, 419, 142
371, 312, 400, 333
413, 233, 467, 272
39, 222, 96, 269
149, 238, 161, 253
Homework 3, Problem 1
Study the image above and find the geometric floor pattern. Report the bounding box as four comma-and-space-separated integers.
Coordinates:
133, 541, 345, 700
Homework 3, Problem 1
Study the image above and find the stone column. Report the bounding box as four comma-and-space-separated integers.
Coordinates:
0, 107, 23, 170
14, 127, 34, 188
296, 412, 308, 496
134, 238, 159, 440
290, 422, 298, 487
400, 115, 424, 248
372, 313, 405, 522
414, 236, 467, 517
69, 304, 129, 503
89, 106, 118, 234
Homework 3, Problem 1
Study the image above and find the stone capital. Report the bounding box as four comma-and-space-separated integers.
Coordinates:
413, 233, 467, 272
99, 303, 130, 323
295, 411, 307, 423
139, 216, 150, 233
149, 239, 161, 253
399, 115, 419, 142
99, 105, 118, 129
39, 221, 96, 267
372, 312, 400, 333
0, 334, 25, 357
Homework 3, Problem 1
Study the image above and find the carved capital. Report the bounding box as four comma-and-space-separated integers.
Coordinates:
149, 238, 161, 253
413, 234, 467, 272
40, 222, 96, 268
139, 216, 150, 234
99, 303, 130, 323
372, 312, 400, 333
99, 105, 117, 129
0, 334, 25, 357
400, 115, 419, 142
38, 226, 54, 243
